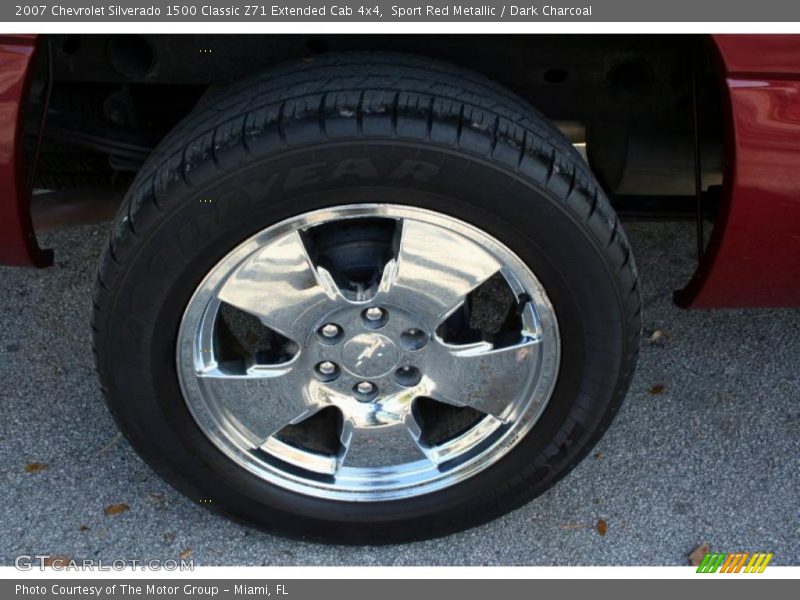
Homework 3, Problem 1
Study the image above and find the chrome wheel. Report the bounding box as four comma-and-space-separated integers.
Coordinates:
177, 204, 560, 501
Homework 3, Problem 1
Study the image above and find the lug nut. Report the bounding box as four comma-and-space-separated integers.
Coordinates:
356, 381, 375, 394
395, 365, 422, 387
318, 361, 337, 375
353, 381, 378, 401
320, 324, 340, 338
400, 328, 428, 351
365, 307, 384, 321
315, 361, 340, 381
362, 306, 388, 329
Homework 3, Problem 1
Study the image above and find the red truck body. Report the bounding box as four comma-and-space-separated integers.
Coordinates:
677, 35, 800, 308
0, 35, 52, 268
2, 34, 800, 308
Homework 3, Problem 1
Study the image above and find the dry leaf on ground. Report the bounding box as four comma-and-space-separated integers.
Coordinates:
689, 543, 710, 566
25, 462, 46, 473
595, 518, 608, 536
649, 384, 666, 395
104, 503, 130, 516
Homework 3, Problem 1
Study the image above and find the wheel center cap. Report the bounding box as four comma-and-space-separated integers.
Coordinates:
341, 333, 399, 378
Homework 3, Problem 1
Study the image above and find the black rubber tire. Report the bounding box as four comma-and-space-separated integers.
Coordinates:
92, 52, 641, 544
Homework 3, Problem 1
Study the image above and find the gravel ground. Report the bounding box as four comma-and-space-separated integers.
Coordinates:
0, 220, 798, 566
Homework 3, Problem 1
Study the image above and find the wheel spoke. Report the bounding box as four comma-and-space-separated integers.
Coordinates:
338, 416, 432, 470
196, 364, 318, 445
378, 219, 503, 324
216, 230, 342, 342
425, 338, 541, 421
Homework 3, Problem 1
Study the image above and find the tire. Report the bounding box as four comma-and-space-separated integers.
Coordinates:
92, 52, 641, 544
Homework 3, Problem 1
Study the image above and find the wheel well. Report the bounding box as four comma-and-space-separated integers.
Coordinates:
26, 34, 724, 220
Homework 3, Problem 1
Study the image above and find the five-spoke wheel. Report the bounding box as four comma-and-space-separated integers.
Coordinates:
178, 205, 559, 500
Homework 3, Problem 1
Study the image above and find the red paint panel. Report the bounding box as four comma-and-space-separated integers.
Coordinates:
0, 36, 52, 267
678, 36, 800, 308
709, 35, 800, 78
